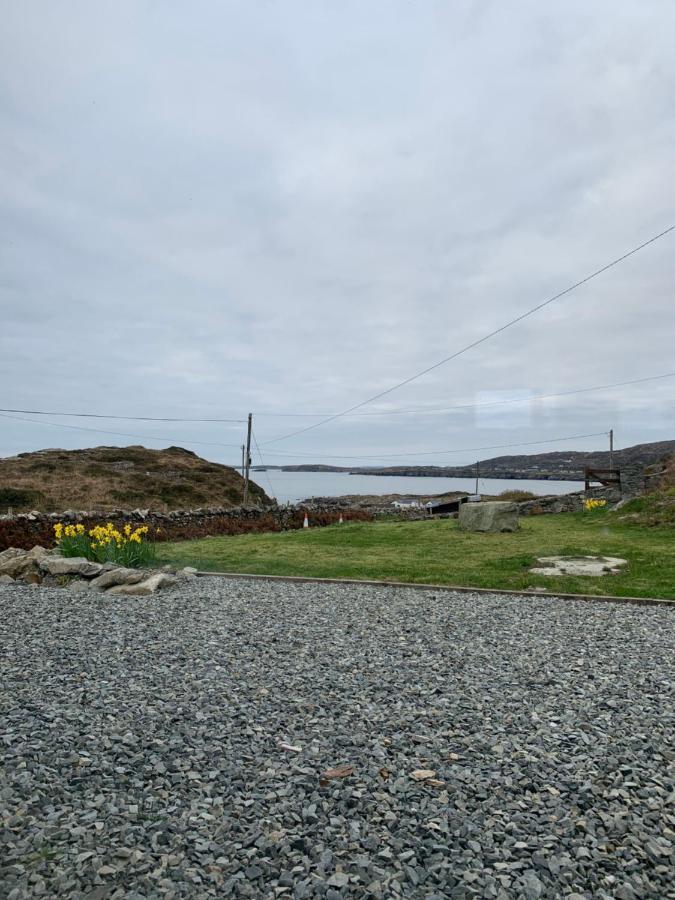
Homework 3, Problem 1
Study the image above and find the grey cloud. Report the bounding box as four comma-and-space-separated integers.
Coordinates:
1, 0, 673, 464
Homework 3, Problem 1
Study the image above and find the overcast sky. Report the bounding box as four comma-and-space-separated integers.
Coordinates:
1, 0, 674, 470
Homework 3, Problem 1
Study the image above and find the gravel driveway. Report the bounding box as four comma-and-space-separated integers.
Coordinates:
1, 579, 673, 899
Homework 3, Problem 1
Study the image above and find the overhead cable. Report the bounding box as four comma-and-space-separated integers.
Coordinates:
263, 224, 675, 444
0, 408, 245, 423
2, 372, 672, 423
257, 372, 675, 418
254, 430, 610, 461
0, 411, 242, 449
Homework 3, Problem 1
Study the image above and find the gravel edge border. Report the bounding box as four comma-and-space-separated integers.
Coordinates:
194, 571, 675, 607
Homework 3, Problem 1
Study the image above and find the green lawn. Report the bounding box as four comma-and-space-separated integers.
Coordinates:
157, 512, 675, 599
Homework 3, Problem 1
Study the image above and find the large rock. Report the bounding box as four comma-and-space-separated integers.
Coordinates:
26, 545, 49, 560
39, 556, 103, 578
0, 549, 29, 579
0, 546, 48, 579
0, 547, 25, 564
107, 573, 178, 596
457, 501, 520, 533
89, 567, 146, 591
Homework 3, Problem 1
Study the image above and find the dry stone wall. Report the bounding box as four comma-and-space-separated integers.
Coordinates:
0, 482, 631, 552
517, 486, 619, 516
0, 505, 373, 552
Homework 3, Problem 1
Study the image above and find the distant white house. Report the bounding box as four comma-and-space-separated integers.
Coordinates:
392, 498, 421, 508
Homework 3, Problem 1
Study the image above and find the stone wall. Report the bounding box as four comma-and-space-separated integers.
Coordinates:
0, 505, 374, 552
517, 486, 620, 516
0, 479, 640, 551
300, 497, 429, 520
621, 464, 656, 497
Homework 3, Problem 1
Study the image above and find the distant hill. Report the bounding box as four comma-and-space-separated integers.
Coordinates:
0, 445, 270, 512
254, 439, 675, 481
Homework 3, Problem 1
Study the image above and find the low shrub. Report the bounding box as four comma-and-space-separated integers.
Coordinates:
497, 490, 538, 502
0, 519, 54, 550
0, 487, 43, 510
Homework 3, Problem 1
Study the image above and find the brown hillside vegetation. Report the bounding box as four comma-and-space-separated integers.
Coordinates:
656, 454, 675, 490
610, 453, 675, 528
0, 445, 270, 512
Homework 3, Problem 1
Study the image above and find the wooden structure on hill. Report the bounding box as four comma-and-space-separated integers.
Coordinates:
425, 496, 469, 516
584, 467, 621, 491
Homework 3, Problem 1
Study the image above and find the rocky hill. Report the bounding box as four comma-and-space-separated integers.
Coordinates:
0, 445, 270, 513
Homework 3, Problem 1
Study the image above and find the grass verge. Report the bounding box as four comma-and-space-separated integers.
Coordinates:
157, 512, 675, 600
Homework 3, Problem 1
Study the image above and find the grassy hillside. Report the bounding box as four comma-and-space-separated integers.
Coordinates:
0, 445, 270, 512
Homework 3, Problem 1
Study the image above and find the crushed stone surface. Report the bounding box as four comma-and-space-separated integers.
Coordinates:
1, 578, 673, 899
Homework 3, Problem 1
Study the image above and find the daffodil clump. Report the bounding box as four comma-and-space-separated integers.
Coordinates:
54, 521, 156, 568
583, 498, 608, 512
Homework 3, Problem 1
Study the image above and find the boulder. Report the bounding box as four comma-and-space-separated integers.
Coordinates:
26, 545, 49, 560
0, 547, 25, 564
0, 547, 45, 580
107, 573, 178, 596
89, 567, 146, 591
457, 501, 520, 533
0, 550, 28, 579
39, 556, 103, 578
0, 574, 15, 584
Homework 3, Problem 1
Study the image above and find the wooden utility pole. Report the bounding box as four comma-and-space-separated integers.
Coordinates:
609, 429, 614, 471
475, 460, 480, 495
243, 414, 253, 504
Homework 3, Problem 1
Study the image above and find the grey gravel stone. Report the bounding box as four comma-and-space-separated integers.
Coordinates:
66, 578, 90, 593
0, 578, 673, 899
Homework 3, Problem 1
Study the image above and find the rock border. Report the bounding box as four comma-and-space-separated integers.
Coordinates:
0, 546, 193, 595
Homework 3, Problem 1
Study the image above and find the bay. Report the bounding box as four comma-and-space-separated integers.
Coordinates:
254, 469, 585, 505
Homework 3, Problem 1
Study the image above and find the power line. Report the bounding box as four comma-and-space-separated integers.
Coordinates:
339, 372, 675, 416
252, 430, 277, 500
253, 430, 610, 462
263, 224, 675, 444
257, 371, 675, 418
1, 371, 672, 424
0, 411, 242, 449
0, 408, 245, 423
